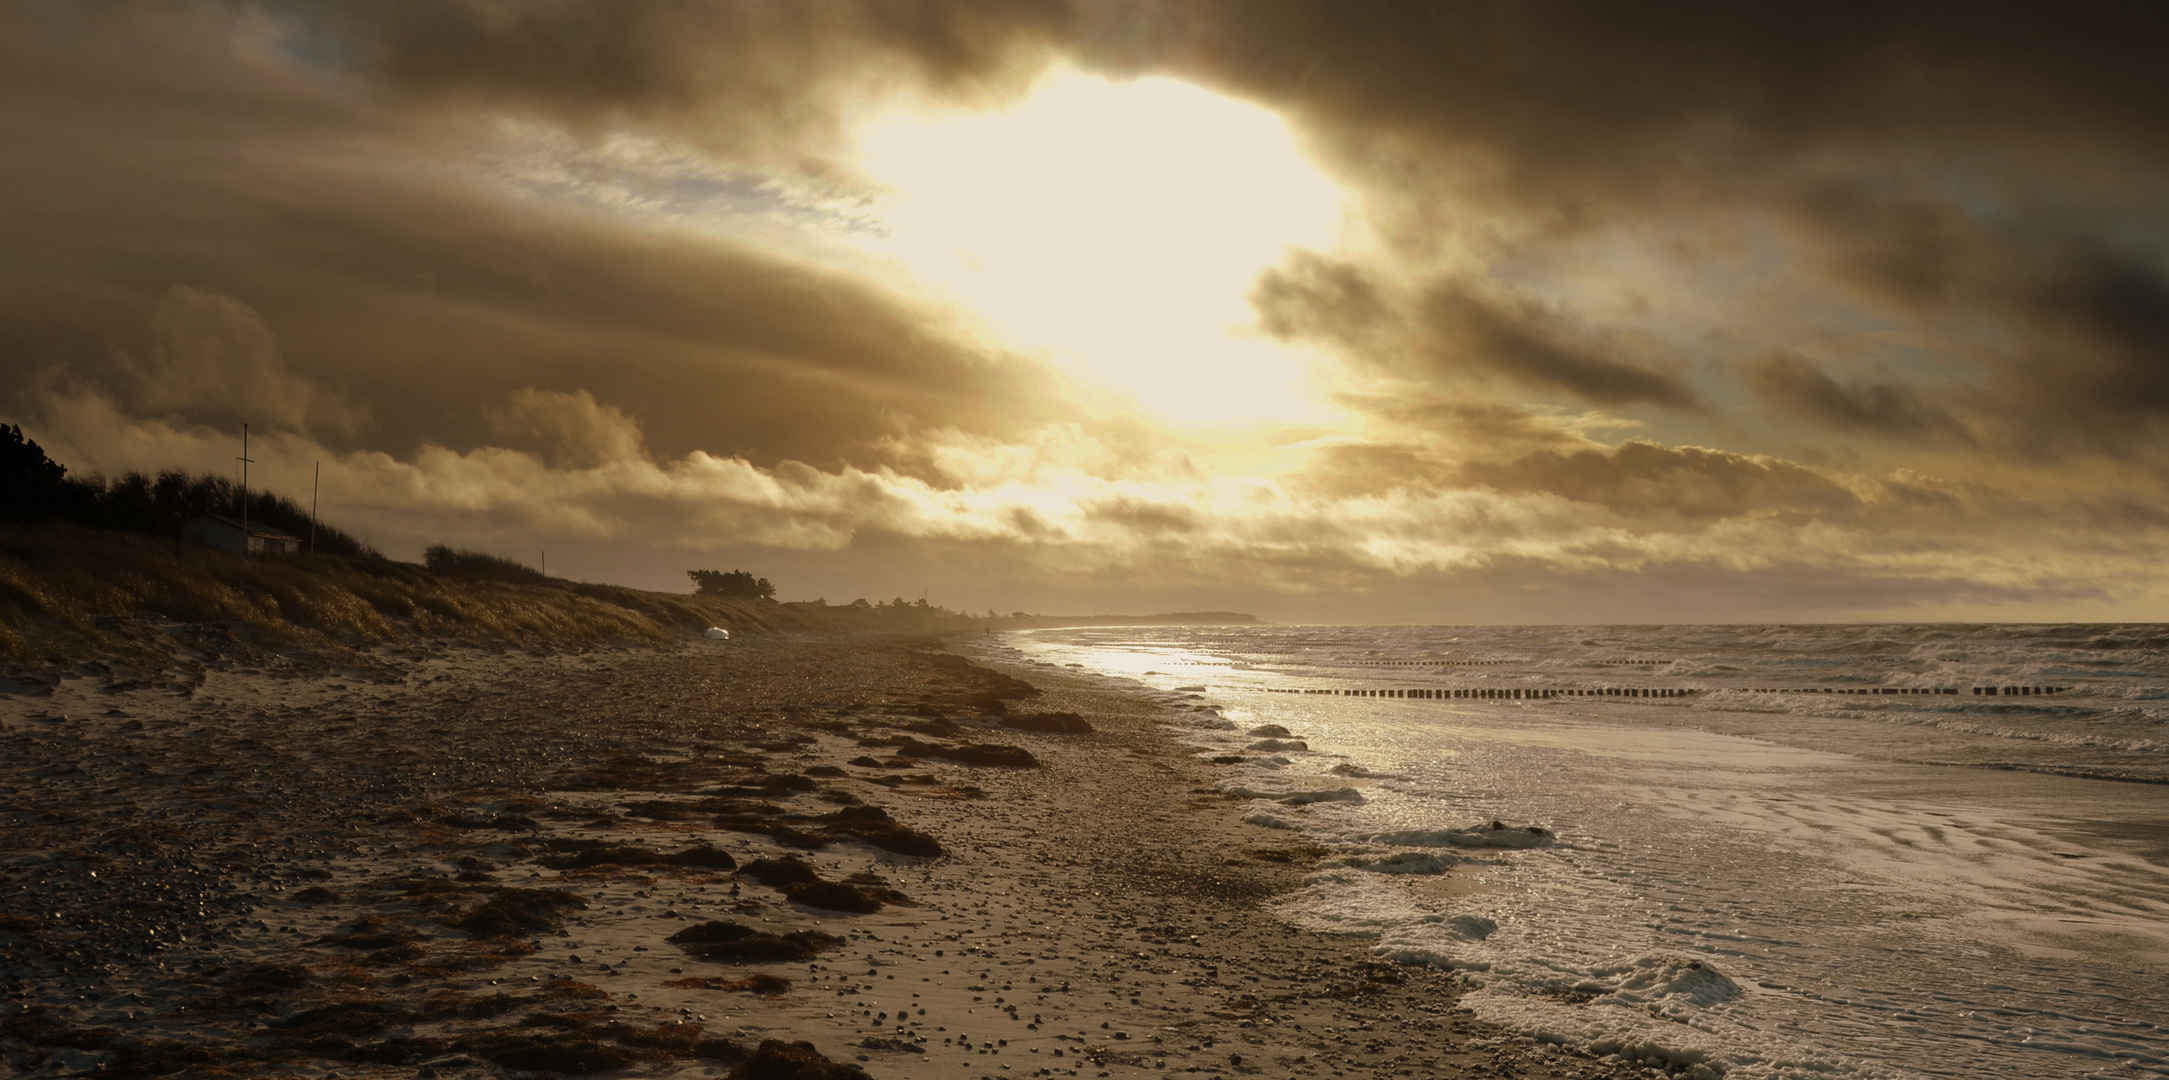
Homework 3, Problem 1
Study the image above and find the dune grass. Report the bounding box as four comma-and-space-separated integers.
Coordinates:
0, 523, 981, 664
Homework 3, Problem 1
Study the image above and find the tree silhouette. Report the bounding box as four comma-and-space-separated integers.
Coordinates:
688, 569, 775, 599
0, 423, 70, 523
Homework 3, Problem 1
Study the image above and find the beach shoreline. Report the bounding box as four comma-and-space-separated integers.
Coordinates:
1, 632, 1637, 1079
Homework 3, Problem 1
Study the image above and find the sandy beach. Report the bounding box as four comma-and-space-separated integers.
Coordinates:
1, 629, 1644, 1079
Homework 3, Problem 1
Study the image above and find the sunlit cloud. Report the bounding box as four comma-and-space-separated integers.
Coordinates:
847, 67, 1353, 429
27, 369, 2169, 622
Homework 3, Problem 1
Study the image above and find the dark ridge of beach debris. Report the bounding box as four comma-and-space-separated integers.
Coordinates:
888, 737, 1039, 768
732, 1038, 872, 1079
0, 630, 1645, 1080
1000, 710, 1094, 733
666, 921, 842, 963
536, 841, 740, 872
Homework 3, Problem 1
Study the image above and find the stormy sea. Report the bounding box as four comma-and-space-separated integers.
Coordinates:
996, 624, 2169, 1080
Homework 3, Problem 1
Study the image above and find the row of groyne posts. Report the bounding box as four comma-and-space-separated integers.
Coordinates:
1267, 687, 1687, 699
1262, 685, 2071, 699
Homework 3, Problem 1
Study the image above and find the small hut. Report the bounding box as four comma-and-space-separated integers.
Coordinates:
181, 513, 304, 555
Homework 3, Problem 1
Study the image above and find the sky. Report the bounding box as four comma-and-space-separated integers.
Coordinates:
4, 1, 2168, 623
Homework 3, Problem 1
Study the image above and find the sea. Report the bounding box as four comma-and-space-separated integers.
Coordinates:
985, 624, 2169, 1080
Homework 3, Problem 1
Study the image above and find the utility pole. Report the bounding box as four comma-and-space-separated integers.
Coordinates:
541, 550, 546, 577
236, 423, 253, 552
309, 460, 319, 554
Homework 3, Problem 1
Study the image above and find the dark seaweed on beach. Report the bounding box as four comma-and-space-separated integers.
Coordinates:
616, 794, 945, 856
739, 855, 910, 912
273, 1013, 744, 1072
3, 1010, 270, 1076
783, 879, 883, 912
461, 1031, 640, 1074
893, 737, 1039, 768
555, 753, 759, 792
270, 1001, 413, 1037
822, 804, 945, 855
223, 962, 311, 991
708, 772, 821, 798
731, 1038, 873, 1079
624, 797, 785, 819
666, 921, 840, 963
670, 844, 741, 868
320, 913, 421, 951
859, 1034, 927, 1053
535, 840, 738, 871
1001, 710, 1094, 733
457, 887, 587, 938
434, 810, 540, 831
741, 855, 822, 887
669, 973, 793, 995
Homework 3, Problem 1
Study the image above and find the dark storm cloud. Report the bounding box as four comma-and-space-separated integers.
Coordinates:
1254, 253, 1697, 409
280, 2, 2169, 215
1420, 288, 1697, 408
1107, 2, 2169, 204
1775, 186, 2169, 453
1463, 441, 1858, 521
1292, 398, 1596, 497
323, 0, 1074, 161
1792, 182, 1984, 312
1749, 356, 1974, 444
0, 3, 1059, 467
2016, 249, 2169, 428
19, 0, 2158, 456
1776, 173, 2169, 451
1153, 2, 2169, 458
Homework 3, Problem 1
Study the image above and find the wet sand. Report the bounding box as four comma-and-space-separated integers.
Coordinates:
1, 633, 1642, 1079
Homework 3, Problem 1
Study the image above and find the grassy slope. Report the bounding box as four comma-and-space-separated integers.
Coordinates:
0, 523, 987, 662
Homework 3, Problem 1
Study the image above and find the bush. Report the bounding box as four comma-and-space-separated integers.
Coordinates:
425, 546, 546, 583
688, 568, 774, 599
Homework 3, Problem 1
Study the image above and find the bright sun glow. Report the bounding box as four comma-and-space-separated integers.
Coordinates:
852, 69, 1349, 428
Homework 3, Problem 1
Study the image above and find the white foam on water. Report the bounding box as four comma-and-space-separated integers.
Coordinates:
1275, 864, 1452, 936
1222, 785, 1364, 805
1366, 824, 1554, 849
1337, 851, 1453, 874
1456, 979, 1921, 1080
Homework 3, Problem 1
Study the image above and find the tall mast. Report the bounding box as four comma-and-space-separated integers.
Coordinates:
236, 423, 253, 551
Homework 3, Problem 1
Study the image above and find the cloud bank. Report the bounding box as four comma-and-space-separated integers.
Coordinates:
3, 1, 2166, 620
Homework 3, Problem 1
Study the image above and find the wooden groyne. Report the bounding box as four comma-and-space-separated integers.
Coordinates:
1253, 685, 2071, 699
1351, 660, 1521, 667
